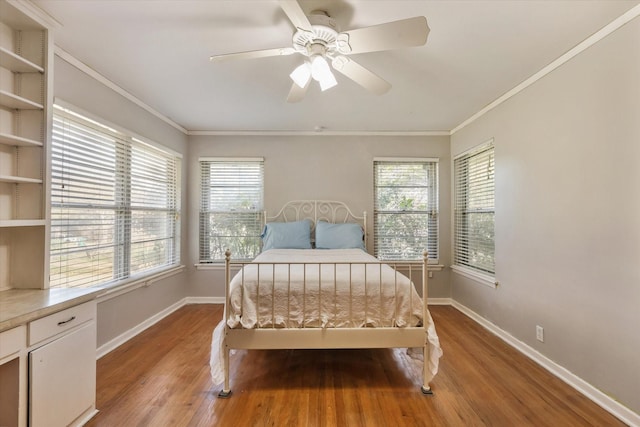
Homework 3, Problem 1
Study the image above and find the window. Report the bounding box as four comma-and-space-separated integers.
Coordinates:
374, 158, 439, 261
50, 104, 181, 289
199, 158, 264, 262
453, 141, 495, 276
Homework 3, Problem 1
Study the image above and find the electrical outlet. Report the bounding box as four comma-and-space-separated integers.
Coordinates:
536, 325, 544, 342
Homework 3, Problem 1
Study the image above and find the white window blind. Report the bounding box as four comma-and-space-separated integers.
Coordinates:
129, 139, 180, 275
374, 159, 438, 261
50, 104, 181, 289
454, 142, 495, 275
199, 159, 264, 262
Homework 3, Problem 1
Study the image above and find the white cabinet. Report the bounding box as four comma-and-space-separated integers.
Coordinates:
28, 300, 97, 427
0, 298, 97, 427
0, 0, 53, 291
0, 325, 27, 427
29, 324, 96, 427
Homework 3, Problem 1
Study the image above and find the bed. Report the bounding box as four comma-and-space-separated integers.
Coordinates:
209, 200, 442, 397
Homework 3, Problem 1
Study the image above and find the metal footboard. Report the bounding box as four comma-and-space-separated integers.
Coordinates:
218, 251, 431, 397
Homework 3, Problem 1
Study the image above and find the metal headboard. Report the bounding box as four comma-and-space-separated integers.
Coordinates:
266, 200, 367, 248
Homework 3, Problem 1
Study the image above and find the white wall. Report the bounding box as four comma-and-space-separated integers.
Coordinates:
186, 135, 452, 301
451, 16, 640, 415
54, 56, 190, 347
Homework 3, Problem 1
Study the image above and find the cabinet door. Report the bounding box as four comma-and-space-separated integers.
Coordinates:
29, 322, 96, 427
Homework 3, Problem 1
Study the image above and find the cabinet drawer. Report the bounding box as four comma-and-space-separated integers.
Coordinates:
29, 301, 96, 346
0, 325, 26, 360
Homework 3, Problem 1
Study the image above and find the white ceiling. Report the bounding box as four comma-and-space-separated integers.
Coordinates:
33, 0, 639, 133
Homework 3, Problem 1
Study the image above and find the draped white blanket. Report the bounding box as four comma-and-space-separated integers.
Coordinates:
210, 249, 442, 385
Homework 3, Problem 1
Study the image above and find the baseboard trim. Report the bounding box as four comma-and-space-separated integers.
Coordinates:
96, 299, 188, 359
428, 297, 452, 305
184, 296, 225, 304
451, 300, 640, 427
70, 408, 99, 427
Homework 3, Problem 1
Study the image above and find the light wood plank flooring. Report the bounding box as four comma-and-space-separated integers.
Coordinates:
86, 304, 625, 426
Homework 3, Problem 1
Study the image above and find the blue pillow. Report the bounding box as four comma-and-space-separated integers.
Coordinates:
261, 219, 312, 251
315, 221, 365, 250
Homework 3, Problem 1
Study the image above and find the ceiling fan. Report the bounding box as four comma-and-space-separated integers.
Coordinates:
209, 0, 430, 102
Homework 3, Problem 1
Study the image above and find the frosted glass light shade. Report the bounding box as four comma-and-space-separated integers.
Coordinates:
311, 56, 337, 91
290, 63, 311, 88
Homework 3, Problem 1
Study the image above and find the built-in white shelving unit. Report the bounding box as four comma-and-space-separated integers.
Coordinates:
0, 0, 52, 294
0, 4, 96, 427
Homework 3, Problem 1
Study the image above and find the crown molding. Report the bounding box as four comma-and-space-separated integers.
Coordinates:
54, 46, 189, 135
188, 130, 451, 137
451, 4, 640, 135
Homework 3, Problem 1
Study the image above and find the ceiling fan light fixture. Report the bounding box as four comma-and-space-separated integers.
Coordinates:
211, 1, 430, 102
290, 62, 311, 88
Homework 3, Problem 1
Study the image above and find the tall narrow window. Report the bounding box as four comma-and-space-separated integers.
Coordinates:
453, 141, 495, 276
374, 159, 439, 261
129, 139, 180, 276
199, 158, 264, 262
50, 104, 181, 289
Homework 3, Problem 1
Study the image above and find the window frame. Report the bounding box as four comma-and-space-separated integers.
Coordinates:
452, 139, 496, 286
49, 102, 182, 290
199, 157, 265, 263
373, 157, 439, 263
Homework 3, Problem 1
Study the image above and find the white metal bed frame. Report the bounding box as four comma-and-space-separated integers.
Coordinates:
218, 200, 432, 397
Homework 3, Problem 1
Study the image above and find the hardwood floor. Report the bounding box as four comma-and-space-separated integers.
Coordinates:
86, 304, 625, 426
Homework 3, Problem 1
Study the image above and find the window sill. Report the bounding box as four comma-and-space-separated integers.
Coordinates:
96, 265, 186, 301
451, 265, 497, 289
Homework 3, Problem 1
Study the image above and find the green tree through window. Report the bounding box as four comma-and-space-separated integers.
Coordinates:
454, 143, 495, 275
199, 159, 264, 262
374, 160, 438, 261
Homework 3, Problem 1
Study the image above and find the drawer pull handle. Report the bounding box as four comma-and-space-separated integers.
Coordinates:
57, 316, 76, 326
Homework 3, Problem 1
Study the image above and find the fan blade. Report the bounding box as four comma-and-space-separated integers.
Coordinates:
279, 0, 313, 32
331, 56, 391, 95
287, 79, 310, 103
210, 47, 296, 62
337, 16, 429, 55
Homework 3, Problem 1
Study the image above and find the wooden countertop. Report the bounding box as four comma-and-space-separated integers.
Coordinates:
0, 288, 100, 332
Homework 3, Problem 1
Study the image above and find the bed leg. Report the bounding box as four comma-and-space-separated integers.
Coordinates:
421, 344, 433, 395
218, 346, 232, 398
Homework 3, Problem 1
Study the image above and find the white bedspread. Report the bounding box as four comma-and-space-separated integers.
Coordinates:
210, 249, 442, 385
229, 248, 424, 328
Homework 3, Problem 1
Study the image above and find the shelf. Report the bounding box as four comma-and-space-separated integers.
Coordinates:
0, 220, 45, 228
0, 47, 44, 73
0, 132, 42, 147
0, 175, 42, 184
0, 90, 43, 110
